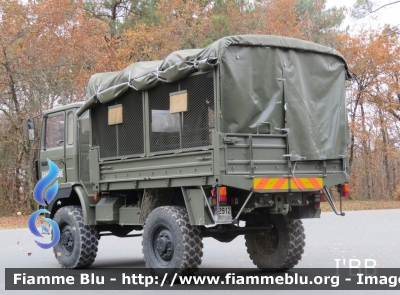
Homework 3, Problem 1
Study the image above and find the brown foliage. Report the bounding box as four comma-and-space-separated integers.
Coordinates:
0, 0, 110, 213
0, 0, 398, 215
337, 26, 400, 200
115, 0, 337, 65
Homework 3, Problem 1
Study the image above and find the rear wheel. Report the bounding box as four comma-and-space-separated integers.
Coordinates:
53, 205, 99, 268
142, 206, 203, 277
245, 215, 305, 270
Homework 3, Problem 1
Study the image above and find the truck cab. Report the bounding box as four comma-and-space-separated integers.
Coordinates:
37, 102, 83, 184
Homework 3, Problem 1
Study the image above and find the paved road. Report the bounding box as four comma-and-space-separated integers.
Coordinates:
1, 209, 400, 294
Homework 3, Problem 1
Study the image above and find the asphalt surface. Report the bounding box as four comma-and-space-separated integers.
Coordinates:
1, 209, 400, 294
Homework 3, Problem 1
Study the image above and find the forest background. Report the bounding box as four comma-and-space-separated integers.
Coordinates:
0, 0, 399, 214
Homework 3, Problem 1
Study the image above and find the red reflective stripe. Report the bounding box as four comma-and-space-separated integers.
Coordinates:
272, 178, 286, 190
308, 178, 322, 189
255, 178, 270, 190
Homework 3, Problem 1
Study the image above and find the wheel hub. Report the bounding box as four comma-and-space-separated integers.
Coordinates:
157, 237, 167, 252
60, 225, 74, 254
152, 228, 174, 264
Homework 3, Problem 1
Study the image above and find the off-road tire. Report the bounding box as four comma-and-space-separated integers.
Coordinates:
142, 206, 203, 276
53, 205, 99, 268
245, 215, 305, 270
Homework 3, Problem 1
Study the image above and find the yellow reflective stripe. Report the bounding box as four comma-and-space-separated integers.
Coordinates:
291, 178, 323, 189
253, 178, 288, 190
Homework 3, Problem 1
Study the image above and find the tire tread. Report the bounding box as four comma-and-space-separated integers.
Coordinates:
245, 216, 305, 270
142, 206, 203, 273
53, 205, 99, 269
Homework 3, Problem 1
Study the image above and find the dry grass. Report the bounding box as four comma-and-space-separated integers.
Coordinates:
0, 214, 45, 230
320, 200, 400, 212
1, 200, 400, 230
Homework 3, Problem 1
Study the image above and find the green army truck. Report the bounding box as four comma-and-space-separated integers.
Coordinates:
28, 35, 350, 275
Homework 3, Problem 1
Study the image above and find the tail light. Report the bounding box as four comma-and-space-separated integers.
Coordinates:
341, 183, 349, 198
208, 197, 217, 206
219, 187, 227, 202
314, 203, 320, 209
314, 194, 326, 202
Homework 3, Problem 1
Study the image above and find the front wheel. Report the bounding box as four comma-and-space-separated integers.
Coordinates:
245, 215, 305, 270
53, 205, 99, 268
142, 206, 203, 276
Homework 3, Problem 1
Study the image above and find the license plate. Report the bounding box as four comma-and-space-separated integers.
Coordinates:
218, 206, 231, 216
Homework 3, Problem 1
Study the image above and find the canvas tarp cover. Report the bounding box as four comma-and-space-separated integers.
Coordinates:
220, 45, 350, 161
78, 35, 350, 161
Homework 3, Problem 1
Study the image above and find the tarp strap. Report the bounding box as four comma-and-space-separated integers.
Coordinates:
341, 156, 350, 180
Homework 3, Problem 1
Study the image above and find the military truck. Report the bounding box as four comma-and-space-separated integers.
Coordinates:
28, 35, 350, 275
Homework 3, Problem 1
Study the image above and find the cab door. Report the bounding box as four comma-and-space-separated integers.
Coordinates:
39, 112, 67, 183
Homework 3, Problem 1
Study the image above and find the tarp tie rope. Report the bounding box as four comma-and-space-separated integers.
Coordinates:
156, 65, 160, 80
292, 156, 306, 191
96, 84, 102, 101
292, 161, 303, 191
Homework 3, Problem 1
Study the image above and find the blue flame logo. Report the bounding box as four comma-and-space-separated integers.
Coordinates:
28, 159, 60, 249
33, 159, 59, 206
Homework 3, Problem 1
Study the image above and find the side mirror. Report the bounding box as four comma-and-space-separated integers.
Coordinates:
27, 118, 35, 141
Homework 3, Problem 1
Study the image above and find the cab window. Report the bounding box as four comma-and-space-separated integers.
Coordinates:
67, 112, 74, 145
45, 114, 64, 148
